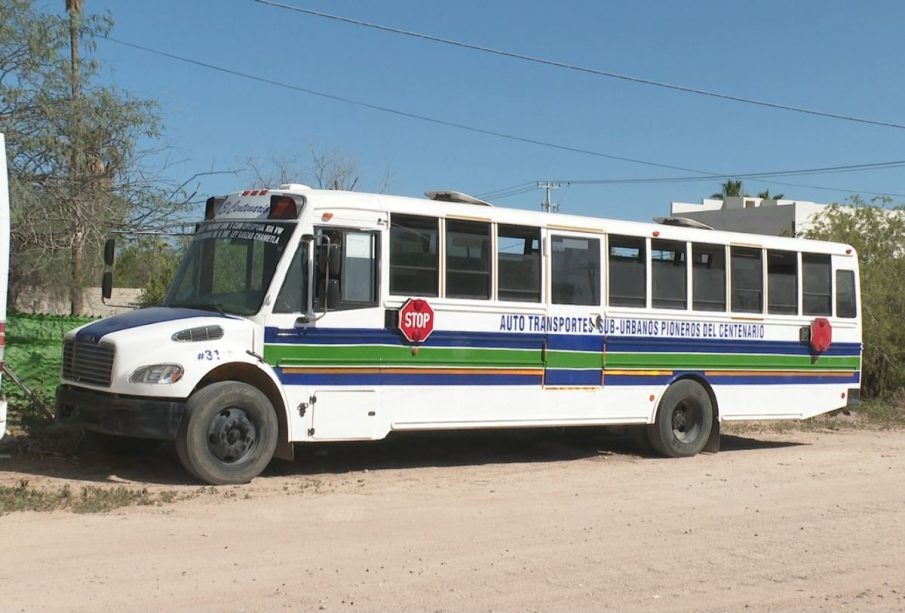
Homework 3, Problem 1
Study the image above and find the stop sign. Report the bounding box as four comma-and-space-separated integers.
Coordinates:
398, 298, 435, 343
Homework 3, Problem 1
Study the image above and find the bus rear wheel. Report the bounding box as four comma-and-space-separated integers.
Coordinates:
648, 379, 713, 458
175, 381, 278, 485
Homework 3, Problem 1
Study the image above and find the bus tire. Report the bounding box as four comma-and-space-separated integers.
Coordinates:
175, 381, 278, 485
647, 379, 713, 458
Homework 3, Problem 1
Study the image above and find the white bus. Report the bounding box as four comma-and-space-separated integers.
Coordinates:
0, 133, 10, 439
56, 184, 861, 484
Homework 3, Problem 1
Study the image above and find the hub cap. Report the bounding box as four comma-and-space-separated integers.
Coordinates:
207, 408, 257, 463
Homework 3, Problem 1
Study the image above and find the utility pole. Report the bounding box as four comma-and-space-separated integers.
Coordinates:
537, 181, 561, 213
67, 0, 84, 315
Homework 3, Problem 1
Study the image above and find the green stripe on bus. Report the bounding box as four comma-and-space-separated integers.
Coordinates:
604, 352, 860, 371
264, 344, 858, 372
264, 344, 543, 368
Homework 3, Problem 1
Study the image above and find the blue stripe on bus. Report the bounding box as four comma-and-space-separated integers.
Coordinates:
544, 369, 603, 386
605, 336, 861, 357
76, 307, 224, 344
266, 326, 861, 356
604, 372, 861, 386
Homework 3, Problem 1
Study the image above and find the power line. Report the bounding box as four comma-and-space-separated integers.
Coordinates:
255, 0, 905, 131
101, 37, 905, 200
484, 160, 905, 200
100, 36, 720, 175
548, 159, 905, 185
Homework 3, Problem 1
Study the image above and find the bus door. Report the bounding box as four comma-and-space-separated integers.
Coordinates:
544, 231, 605, 387
269, 211, 389, 440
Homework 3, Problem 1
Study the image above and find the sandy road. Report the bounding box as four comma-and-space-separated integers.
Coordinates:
1, 427, 904, 612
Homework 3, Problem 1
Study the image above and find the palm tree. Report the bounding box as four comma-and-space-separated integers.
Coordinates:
711, 179, 745, 199
756, 189, 785, 200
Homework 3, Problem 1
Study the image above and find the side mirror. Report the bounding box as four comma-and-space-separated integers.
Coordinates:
101, 271, 113, 300
104, 238, 116, 267
328, 243, 342, 276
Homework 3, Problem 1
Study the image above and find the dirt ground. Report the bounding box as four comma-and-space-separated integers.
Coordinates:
1, 426, 904, 612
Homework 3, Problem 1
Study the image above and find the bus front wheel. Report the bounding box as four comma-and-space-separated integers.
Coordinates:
647, 379, 713, 458
176, 381, 278, 485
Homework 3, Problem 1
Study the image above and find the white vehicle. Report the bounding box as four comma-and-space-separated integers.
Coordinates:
56, 184, 862, 484
0, 133, 10, 439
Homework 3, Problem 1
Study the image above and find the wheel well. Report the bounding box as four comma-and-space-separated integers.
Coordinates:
670, 374, 721, 453
669, 374, 719, 419
194, 363, 293, 460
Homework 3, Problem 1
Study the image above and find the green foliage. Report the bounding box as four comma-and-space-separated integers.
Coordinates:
0, 479, 180, 514
0, 0, 185, 314
804, 198, 905, 399
711, 179, 746, 199
1, 313, 94, 429
114, 236, 184, 307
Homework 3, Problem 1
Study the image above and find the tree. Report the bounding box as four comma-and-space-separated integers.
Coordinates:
756, 189, 784, 200
1, 0, 190, 314
245, 145, 392, 192
710, 179, 747, 199
804, 197, 905, 399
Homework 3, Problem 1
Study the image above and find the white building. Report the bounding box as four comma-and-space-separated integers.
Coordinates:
669, 196, 830, 236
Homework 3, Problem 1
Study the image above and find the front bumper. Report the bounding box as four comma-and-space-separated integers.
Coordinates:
56, 385, 185, 440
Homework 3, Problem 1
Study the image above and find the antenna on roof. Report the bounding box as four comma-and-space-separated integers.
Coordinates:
653, 216, 714, 230
425, 190, 493, 207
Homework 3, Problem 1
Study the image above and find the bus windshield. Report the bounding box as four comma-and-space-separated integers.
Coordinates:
164, 220, 295, 315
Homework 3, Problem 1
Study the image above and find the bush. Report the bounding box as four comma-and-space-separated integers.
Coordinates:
804, 199, 905, 399
1, 313, 95, 430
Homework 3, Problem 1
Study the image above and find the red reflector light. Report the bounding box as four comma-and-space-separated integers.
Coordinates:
269, 196, 298, 219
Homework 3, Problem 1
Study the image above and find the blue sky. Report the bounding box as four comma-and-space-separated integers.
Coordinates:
40, 0, 905, 221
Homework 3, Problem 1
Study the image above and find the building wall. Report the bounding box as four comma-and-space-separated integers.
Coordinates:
670, 197, 831, 236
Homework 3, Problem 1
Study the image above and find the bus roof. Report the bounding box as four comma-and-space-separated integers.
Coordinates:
220, 185, 856, 257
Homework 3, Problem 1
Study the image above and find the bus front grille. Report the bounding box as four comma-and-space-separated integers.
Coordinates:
62, 340, 115, 387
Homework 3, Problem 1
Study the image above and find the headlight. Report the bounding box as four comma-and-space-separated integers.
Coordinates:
129, 364, 184, 384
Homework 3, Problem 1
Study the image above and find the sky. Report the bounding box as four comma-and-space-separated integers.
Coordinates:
35, 0, 905, 222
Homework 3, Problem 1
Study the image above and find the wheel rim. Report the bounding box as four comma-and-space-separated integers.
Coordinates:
207, 407, 257, 463
671, 401, 701, 443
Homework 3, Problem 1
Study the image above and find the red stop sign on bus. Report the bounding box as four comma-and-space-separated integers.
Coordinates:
398, 298, 435, 343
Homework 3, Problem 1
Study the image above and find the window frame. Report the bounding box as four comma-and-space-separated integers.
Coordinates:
802, 253, 833, 316
767, 249, 798, 315
497, 224, 542, 303
389, 213, 440, 298
651, 238, 688, 310
730, 246, 764, 314
550, 233, 602, 307
691, 242, 727, 312
313, 226, 380, 312
607, 234, 647, 308
445, 218, 492, 300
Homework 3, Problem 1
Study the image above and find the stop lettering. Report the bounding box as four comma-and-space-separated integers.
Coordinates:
398, 298, 435, 343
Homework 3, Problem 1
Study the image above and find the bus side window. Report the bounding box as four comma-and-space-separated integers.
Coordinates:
730, 247, 763, 313
803, 253, 832, 315
446, 220, 491, 300
608, 235, 645, 307
498, 224, 541, 302
651, 239, 687, 310
552, 235, 601, 306
273, 242, 308, 313
692, 243, 726, 311
314, 228, 379, 311
836, 269, 857, 318
390, 214, 439, 297
767, 250, 798, 315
